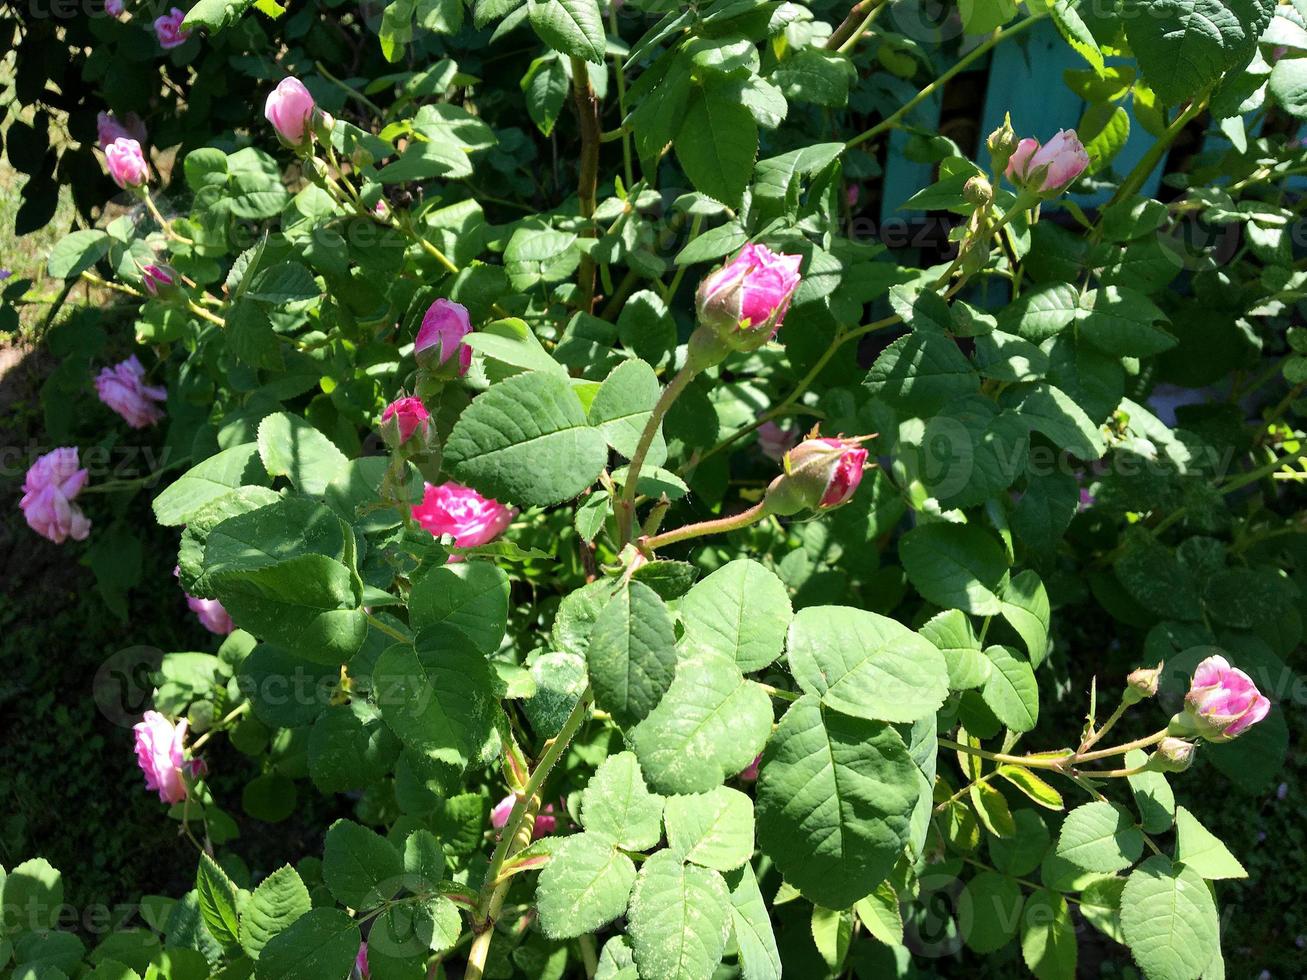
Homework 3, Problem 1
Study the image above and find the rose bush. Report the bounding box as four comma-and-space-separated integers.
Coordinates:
6, 1, 1307, 979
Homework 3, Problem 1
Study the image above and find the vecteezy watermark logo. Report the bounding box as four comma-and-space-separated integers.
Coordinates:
93, 645, 164, 728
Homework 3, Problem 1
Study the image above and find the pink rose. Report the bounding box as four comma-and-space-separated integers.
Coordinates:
764, 436, 869, 515
737, 755, 761, 782
1005, 129, 1089, 196
696, 244, 803, 351
133, 710, 189, 804
412, 482, 515, 556
105, 0, 125, 15
19, 448, 91, 544
96, 112, 146, 149
264, 77, 317, 145
354, 942, 369, 980
491, 794, 556, 839
756, 420, 798, 462
174, 566, 235, 634
414, 299, 473, 376
153, 8, 190, 49
95, 355, 167, 428
380, 396, 431, 446
141, 263, 176, 297
104, 137, 149, 190
1178, 655, 1271, 741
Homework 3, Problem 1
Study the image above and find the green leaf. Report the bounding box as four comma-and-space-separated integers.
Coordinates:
899, 522, 1010, 615
981, 645, 1039, 732
769, 48, 854, 107
255, 908, 360, 980
920, 609, 991, 690
47, 230, 111, 279
257, 413, 350, 496
153, 444, 270, 526
1120, 856, 1220, 980
726, 863, 781, 980
323, 819, 403, 910
1173, 806, 1247, 879
1080, 104, 1131, 173
1078, 874, 1127, 943
402, 829, 447, 893
853, 880, 904, 947
467, 318, 568, 377
1002, 282, 1080, 343
963, 870, 1023, 953
373, 628, 496, 771
960, 0, 1016, 31
1125, 749, 1175, 834
1076, 287, 1175, 357
2, 858, 63, 931
630, 650, 773, 795
678, 559, 793, 672
756, 695, 920, 909
990, 809, 1050, 876
1021, 888, 1078, 980
528, 0, 606, 64
196, 853, 241, 951
587, 581, 678, 730
996, 765, 1064, 811
246, 262, 318, 304
786, 605, 949, 723
673, 80, 759, 208
1016, 383, 1107, 460
627, 851, 732, 980
580, 751, 665, 851
444, 370, 608, 507
523, 55, 571, 136
865, 331, 981, 416
664, 786, 755, 872
409, 562, 510, 654
239, 866, 311, 959
1123, 0, 1275, 105
535, 833, 637, 939
810, 905, 853, 971
587, 359, 666, 464
971, 779, 1017, 837
1049, 0, 1104, 71
1000, 570, 1051, 666
1270, 56, 1307, 117
1056, 801, 1144, 873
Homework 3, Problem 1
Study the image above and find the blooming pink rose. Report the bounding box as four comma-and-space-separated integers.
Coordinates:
264, 77, 317, 145
1006, 129, 1089, 196
105, 0, 125, 15
380, 396, 431, 445
19, 448, 91, 544
133, 710, 189, 804
765, 436, 868, 515
104, 137, 149, 189
96, 111, 146, 149
491, 795, 556, 839
414, 299, 473, 375
154, 8, 190, 49
756, 420, 798, 462
141, 264, 176, 297
412, 482, 515, 556
1180, 655, 1271, 741
354, 942, 369, 980
696, 244, 803, 348
95, 355, 167, 428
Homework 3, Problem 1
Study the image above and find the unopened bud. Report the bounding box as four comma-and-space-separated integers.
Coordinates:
963, 175, 993, 207
1123, 665, 1161, 705
764, 436, 869, 516
1149, 737, 1196, 773
986, 113, 1019, 173
695, 244, 803, 355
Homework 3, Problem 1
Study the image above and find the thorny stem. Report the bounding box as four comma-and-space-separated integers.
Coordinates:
571, 56, 602, 312
1079, 698, 1131, 754
643, 500, 769, 551
142, 190, 195, 245
618, 363, 699, 543
190, 702, 251, 752
939, 728, 1169, 772
827, 0, 885, 54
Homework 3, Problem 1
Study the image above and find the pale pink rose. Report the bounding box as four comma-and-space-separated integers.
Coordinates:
737, 755, 761, 782
1005, 130, 1089, 196
153, 8, 190, 49
1182, 655, 1271, 740
380, 396, 431, 445
491, 795, 556, 839
105, 0, 125, 15
104, 137, 149, 189
141, 264, 175, 297
696, 244, 803, 347
95, 355, 167, 428
756, 420, 798, 461
173, 566, 235, 634
19, 448, 91, 544
354, 943, 369, 980
133, 710, 189, 804
264, 77, 317, 144
96, 111, 146, 149
412, 482, 515, 556
414, 299, 473, 375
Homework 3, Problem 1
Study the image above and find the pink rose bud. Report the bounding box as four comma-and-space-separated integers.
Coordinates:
756, 420, 798, 462
19, 447, 91, 544
737, 754, 761, 782
104, 136, 149, 190
153, 8, 191, 49
414, 299, 473, 376
412, 482, 516, 556
354, 942, 370, 980
380, 395, 432, 449
105, 0, 125, 15
764, 436, 869, 516
95, 354, 167, 428
264, 77, 317, 146
173, 566, 235, 634
491, 795, 556, 839
696, 243, 803, 352
96, 112, 146, 149
133, 710, 190, 804
1149, 737, 1196, 774
1172, 655, 1271, 742
141, 263, 177, 298
1005, 129, 1090, 197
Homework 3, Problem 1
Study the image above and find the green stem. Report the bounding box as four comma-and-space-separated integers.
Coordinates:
190, 702, 250, 752
609, 6, 635, 190
570, 56, 603, 312
644, 500, 768, 551
1079, 698, 1131, 753
364, 612, 412, 645
1103, 93, 1209, 212
829, 0, 885, 54
314, 60, 383, 115
618, 363, 699, 542
1073, 730, 1167, 764
142, 190, 195, 245
846, 14, 1045, 149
